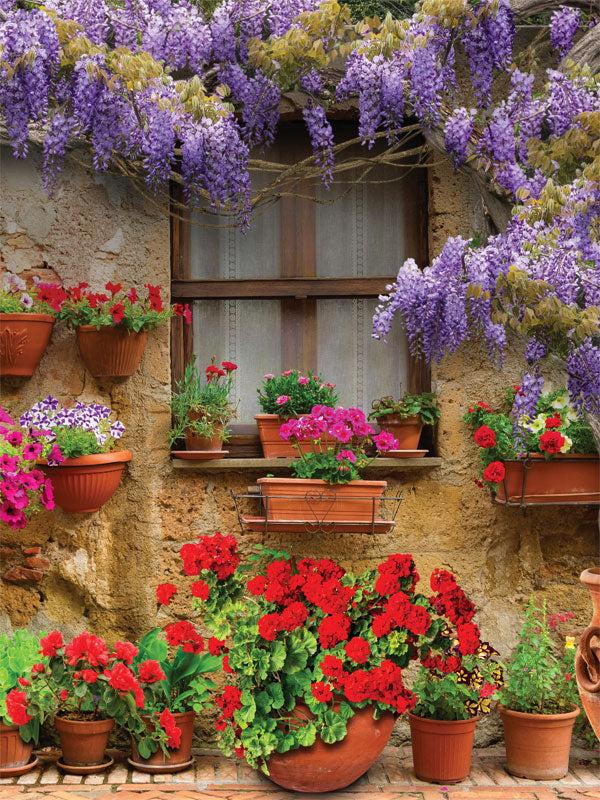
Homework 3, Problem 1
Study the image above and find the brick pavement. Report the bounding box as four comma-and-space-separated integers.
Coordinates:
0, 747, 597, 800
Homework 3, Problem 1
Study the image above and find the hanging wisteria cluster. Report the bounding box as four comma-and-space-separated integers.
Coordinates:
0, 0, 598, 414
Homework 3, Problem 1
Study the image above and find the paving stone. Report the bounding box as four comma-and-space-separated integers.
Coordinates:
82, 776, 106, 786
215, 763, 238, 783
38, 769, 60, 786
60, 778, 82, 785
16, 771, 39, 785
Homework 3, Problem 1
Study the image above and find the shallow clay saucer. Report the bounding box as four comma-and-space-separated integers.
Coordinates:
127, 756, 194, 774
56, 755, 114, 775
0, 756, 39, 778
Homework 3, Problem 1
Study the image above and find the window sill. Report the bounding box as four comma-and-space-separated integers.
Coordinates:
171, 457, 442, 471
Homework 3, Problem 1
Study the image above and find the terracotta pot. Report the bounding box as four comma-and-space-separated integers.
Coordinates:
54, 717, 114, 768
130, 710, 195, 770
266, 702, 395, 792
0, 722, 33, 770
498, 704, 579, 780
39, 450, 132, 513
258, 477, 386, 524
0, 313, 54, 377
255, 414, 331, 458
378, 414, 423, 450
576, 567, 600, 738
495, 454, 600, 504
409, 713, 476, 784
76, 325, 148, 378
185, 416, 225, 451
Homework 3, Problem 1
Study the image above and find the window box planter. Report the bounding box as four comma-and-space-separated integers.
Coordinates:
129, 710, 195, 774
377, 414, 423, 450
257, 477, 386, 524
408, 713, 477, 784
266, 702, 396, 792
255, 414, 331, 458
39, 451, 132, 513
0, 313, 54, 377
76, 326, 147, 378
494, 454, 600, 505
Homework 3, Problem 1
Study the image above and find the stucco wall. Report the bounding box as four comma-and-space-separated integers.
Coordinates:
0, 145, 597, 747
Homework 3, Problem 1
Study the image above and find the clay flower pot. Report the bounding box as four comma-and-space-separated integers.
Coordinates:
184, 416, 225, 451
255, 414, 331, 458
409, 713, 477, 784
39, 450, 132, 513
498, 704, 579, 780
129, 710, 195, 773
266, 702, 395, 792
54, 717, 114, 770
576, 567, 600, 738
0, 722, 34, 771
0, 313, 54, 377
76, 325, 148, 378
257, 477, 386, 525
378, 414, 423, 450
495, 454, 600, 504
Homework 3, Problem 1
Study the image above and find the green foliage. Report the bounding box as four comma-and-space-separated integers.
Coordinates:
257, 370, 338, 416
0, 630, 50, 742
345, 0, 418, 22
369, 392, 440, 426
52, 427, 115, 458
499, 599, 579, 715
291, 449, 366, 483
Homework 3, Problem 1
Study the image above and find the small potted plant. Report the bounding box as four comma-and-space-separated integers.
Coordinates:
368, 390, 440, 451
0, 630, 51, 777
156, 532, 488, 792
464, 387, 598, 504
5, 630, 140, 774
255, 370, 338, 457
0, 407, 61, 529
0, 272, 66, 377
409, 569, 504, 784
115, 627, 220, 773
257, 405, 398, 528
20, 396, 131, 513
170, 358, 238, 456
498, 599, 581, 780
57, 282, 191, 378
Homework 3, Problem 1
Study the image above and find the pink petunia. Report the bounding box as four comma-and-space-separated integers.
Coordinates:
22, 442, 43, 461
41, 481, 55, 510
0, 502, 26, 529
0, 409, 15, 426
0, 455, 19, 474
4, 431, 22, 447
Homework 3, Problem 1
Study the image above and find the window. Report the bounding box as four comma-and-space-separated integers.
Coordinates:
171, 121, 429, 454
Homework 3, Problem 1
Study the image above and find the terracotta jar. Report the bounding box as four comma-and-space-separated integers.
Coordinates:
184, 415, 225, 451
54, 717, 114, 770
76, 325, 147, 378
498, 704, 579, 780
257, 477, 387, 525
409, 714, 477, 784
130, 710, 195, 773
377, 414, 423, 450
0, 313, 54, 377
266, 702, 395, 792
0, 722, 34, 771
495, 455, 600, 504
39, 450, 132, 513
255, 414, 331, 458
576, 567, 600, 738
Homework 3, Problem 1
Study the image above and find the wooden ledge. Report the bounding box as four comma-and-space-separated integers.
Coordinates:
171, 457, 442, 471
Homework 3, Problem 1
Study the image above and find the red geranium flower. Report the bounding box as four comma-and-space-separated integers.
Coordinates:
81, 669, 98, 683
114, 641, 138, 664
156, 583, 178, 605
539, 430, 565, 454
545, 414, 562, 429
482, 461, 505, 483
311, 681, 333, 703
318, 613, 351, 649
104, 663, 145, 707
191, 580, 210, 601
6, 689, 32, 726
40, 630, 63, 657
208, 637, 227, 656
138, 659, 166, 684
247, 575, 267, 595
474, 425, 496, 448
344, 637, 371, 664
64, 632, 110, 668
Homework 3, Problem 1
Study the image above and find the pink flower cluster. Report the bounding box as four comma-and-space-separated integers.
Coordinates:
280, 406, 398, 452
0, 408, 61, 529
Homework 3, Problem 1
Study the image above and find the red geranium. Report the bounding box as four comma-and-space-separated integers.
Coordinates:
482, 461, 505, 483
191, 580, 210, 601
6, 689, 32, 726
156, 583, 178, 605
138, 660, 166, 684
104, 663, 145, 708
545, 414, 562, 429
318, 613, 351, 649
81, 669, 98, 683
311, 681, 333, 703
165, 621, 204, 654
40, 630, 63, 657
114, 641, 138, 665
474, 425, 496, 448
64, 632, 109, 668
344, 637, 371, 664
158, 708, 182, 749
208, 637, 227, 656
247, 575, 267, 595
539, 430, 565, 454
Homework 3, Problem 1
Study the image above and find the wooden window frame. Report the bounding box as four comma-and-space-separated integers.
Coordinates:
170, 145, 431, 456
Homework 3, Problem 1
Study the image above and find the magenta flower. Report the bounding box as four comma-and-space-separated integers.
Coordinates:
22, 441, 43, 461
279, 422, 293, 440
276, 395, 290, 406
4, 430, 23, 447
47, 445, 65, 466
329, 423, 352, 443
0, 455, 19, 473
0, 409, 15, 426
263, 374, 274, 380
373, 431, 399, 452
19, 471, 44, 491
281, 370, 293, 377
297, 377, 309, 385
0, 502, 27, 530
41, 481, 55, 510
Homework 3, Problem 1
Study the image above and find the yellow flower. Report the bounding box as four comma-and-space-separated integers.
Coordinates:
551, 393, 569, 410
560, 435, 573, 454
565, 636, 576, 650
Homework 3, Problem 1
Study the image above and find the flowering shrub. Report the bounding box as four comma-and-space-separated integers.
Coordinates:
0, 272, 66, 314
157, 532, 492, 772
169, 358, 238, 445
463, 387, 597, 490
369, 392, 440, 426
19, 397, 125, 460
257, 370, 338, 416
499, 599, 580, 715
0, 630, 51, 742
0, 407, 61, 529
57, 282, 191, 331
280, 405, 398, 484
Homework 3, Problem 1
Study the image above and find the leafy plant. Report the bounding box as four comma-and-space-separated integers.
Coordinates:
56, 282, 191, 332
282, 405, 398, 484
257, 370, 338, 416
0, 630, 51, 743
369, 392, 440, 426
169, 357, 238, 445
499, 599, 580, 715
0, 272, 66, 315
156, 533, 490, 772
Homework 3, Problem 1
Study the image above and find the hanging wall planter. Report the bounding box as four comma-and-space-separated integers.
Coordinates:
495, 454, 600, 505
39, 451, 132, 513
0, 313, 55, 377
409, 714, 477, 784
76, 326, 148, 378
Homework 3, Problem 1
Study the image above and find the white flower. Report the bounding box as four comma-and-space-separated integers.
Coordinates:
551, 393, 569, 410
13, 276, 26, 292
527, 415, 545, 433
560, 435, 573, 454
566, 409, 578, 424
20, 293, 34, 309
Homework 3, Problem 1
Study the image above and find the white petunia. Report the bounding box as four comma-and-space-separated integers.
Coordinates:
560, 435, 573, 454
551, 393, 569, 410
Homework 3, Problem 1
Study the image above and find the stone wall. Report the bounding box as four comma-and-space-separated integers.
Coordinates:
1, 144, 597, 747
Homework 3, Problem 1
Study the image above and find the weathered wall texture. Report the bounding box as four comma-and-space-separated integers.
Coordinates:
1, 145, 597, 747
